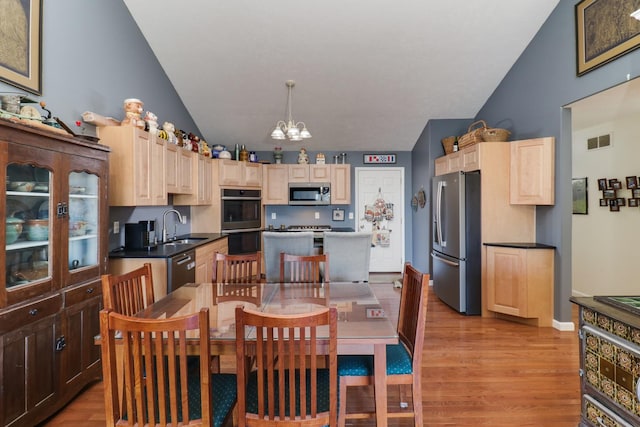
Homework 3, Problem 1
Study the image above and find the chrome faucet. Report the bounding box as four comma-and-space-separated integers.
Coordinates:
161, 209, 185, 242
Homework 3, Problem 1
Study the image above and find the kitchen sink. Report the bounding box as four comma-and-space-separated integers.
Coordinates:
162, 237, 207, 246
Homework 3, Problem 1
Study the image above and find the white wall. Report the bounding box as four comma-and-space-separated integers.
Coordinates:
572, 114, 640, 296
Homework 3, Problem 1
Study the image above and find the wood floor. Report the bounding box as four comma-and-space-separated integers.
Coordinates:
41, 280, 581, 426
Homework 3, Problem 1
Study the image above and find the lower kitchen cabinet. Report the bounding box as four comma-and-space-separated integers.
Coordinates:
195, 237, 228, 283
571, 297, 640, 426
484, 243, 554, 327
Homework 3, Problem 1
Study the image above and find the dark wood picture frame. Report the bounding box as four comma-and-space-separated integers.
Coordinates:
603, 189, 616, 199
616, 197, 626, 206
627, 176, 638, 189
633, 188, 640, 198
600, 198, 608, 206
598, 178, 608, 190
610, 179, 622, 189
0, 0, 42, 95
610, 199, 620, 211
576, 0, 640, 76
572, 177, 588, 214
629, 198, 639, 207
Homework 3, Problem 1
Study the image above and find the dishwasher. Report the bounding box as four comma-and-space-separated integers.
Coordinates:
167, 250, 196, 293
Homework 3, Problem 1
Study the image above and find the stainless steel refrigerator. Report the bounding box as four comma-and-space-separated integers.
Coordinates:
431, 171, 481, 315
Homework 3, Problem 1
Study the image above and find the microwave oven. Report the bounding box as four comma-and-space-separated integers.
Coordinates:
288, 183, 331, 205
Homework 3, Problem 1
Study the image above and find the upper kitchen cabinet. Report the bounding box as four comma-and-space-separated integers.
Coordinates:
510, 137, 555, 205
173, 154, 212, 206
218, 159, 262, 188
288, 164, 331, 183
331, 164, 351, 204
262, 164, 288, 205
98, 126, 167, 206
165, 144, 194, 195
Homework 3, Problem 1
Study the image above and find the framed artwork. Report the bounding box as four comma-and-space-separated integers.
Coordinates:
598, 178, 608, 190
633, 188, 640, 198
610, 179, 622, 189
617, 197, 626, 206
603, 189, 616, 199
363, 154, 396, 164
0, 0, 42, 95
600, 199, 608, 206
576, 0, 640, 76
332, 208, 345, 221
572, 177, 588, 214
610, 199, 620, 211
627, 176, 639, 189
629, 198, 639, 207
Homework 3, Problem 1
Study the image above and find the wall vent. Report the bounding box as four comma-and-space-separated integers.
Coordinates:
587, 134, 611, 150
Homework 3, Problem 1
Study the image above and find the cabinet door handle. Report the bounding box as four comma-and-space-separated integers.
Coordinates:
86, 287, 94, 294
29, 308, 38, 316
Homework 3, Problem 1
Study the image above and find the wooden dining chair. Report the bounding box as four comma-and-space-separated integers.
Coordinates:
212, 251, 262, 283
235, 306, 338, 427
279, 253, 330, 284
337, 263, 429, 427
101, 263, 155, 316
99, 307, 237, 427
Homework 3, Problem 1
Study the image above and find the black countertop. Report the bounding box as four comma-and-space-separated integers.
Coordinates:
109, 233, 228, 259
483, 242, 556, 249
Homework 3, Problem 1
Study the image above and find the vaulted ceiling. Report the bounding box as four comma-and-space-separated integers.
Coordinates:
123, 0, 559, 152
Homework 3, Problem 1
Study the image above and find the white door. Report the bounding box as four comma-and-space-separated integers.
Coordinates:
356, 167, 404, 272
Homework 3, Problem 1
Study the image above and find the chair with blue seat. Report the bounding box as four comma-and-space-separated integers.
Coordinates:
322, 232, 372, 282
235, 305, 338, 426
262, 231, 314, 282
100, 307, 237, 427
337, 263, 429, 427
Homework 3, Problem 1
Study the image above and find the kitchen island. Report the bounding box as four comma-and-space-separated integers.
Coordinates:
570, 296, 640, 426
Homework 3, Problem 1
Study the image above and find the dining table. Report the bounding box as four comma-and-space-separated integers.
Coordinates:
133, 281, 399, 427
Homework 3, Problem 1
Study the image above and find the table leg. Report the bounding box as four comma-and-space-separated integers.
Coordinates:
374, 343, 388, 427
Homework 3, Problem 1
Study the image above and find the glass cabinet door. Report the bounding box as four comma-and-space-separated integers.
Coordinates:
68, 171, 99, 272
5, 164, 52, 289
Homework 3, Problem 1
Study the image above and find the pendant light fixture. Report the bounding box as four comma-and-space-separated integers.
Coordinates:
270, 80, 312, 142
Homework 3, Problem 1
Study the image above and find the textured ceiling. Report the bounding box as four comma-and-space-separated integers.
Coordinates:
123, 0, 559, 152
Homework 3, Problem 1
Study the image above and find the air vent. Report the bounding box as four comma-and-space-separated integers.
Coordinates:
587, 134, 611, 150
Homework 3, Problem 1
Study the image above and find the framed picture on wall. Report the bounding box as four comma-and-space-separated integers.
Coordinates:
603, 189, 616, 199
599, 199, 608, 207
610, 199, 620, 211
627, 176, 638, 189
633, 189, 640, 198
629, 198, 638, 207
576, 0, 640, 76
598, 178, 608, 190
616, 197, 626, 206
572, 177, 588, 214
0, 0, 42, 95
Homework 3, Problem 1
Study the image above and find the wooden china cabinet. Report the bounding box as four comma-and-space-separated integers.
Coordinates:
0, 121, 109, 426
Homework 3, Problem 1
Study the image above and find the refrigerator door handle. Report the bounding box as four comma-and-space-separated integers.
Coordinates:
431, 251, 459, 267
436, 181, 446, 247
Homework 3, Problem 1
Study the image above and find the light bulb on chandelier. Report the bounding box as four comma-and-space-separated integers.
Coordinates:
271, 80, 312, 142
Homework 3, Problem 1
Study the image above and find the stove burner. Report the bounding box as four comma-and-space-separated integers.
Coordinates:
288, 225, 332, 231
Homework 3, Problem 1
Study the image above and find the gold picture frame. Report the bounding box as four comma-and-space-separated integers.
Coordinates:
0, 0, 42, 95
576, 0, 640, 76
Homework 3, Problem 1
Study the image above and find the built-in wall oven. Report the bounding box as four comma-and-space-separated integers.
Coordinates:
221, 189, 262, 254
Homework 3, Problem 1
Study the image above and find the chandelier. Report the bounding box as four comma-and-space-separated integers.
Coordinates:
270, 80, 311, 142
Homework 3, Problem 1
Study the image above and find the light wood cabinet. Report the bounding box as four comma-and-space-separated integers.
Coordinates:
165, 145, 195, 195
485, 244, 554, 327
262, 164, 289, 205
1, 122, 108, 426
174, 155, 212, 206
288, 164, 331, 183
195, 238, 228, 283
330, 164, 351, 205
99, 126, 167, 206
218, 159, 262, 188
510, 137, 555, 205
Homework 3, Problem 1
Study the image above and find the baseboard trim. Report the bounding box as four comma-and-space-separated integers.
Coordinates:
553, 319, 575, 331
